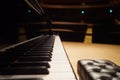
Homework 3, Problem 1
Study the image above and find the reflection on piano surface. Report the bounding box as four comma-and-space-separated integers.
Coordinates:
0, 35, 77, 80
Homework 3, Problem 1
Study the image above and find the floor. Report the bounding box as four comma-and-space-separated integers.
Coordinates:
62, 41, 120, 80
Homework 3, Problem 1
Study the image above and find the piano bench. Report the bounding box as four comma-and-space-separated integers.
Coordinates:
77, 59, 120, 80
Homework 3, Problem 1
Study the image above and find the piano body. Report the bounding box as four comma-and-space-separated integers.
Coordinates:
0, 35, 77, 80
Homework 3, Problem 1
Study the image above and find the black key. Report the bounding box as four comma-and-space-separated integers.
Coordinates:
1, 66, 49, 75
18, 56, 51, 61
11, 61, 50, 68
43, 41, 54, 47
29, 51, 52, 54
24, 53, 52, 58
41, 45, 53, 47
33, 47, 53, 52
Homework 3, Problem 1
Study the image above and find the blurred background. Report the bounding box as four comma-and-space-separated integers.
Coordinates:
0, 0, 120, 48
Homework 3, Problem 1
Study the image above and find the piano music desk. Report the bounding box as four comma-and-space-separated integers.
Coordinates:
63, 42, 120, 80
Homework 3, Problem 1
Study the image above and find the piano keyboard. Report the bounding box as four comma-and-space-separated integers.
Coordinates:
0, 35, 77, 80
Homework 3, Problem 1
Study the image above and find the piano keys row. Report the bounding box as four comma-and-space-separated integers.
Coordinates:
0, 35, 77, 80
0, 35, 55, 75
